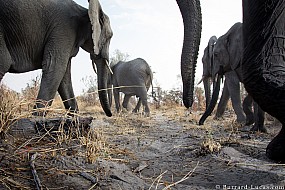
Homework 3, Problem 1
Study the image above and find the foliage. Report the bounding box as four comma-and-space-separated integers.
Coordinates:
193, 86, 205, 111
0, 84, 23, 134
80, 75, 99, 106
110, 49, 130, 65
21, 76, 41, 101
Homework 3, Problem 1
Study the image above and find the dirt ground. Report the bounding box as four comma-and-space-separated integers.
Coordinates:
1, 106, 285, 190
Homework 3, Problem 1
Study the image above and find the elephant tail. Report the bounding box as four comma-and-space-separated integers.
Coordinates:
147, 66, 158, 102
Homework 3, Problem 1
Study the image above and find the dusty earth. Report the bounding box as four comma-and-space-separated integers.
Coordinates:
1, 106, 285, 190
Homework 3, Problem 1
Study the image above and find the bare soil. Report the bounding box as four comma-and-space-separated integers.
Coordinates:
1, 107, 285, 190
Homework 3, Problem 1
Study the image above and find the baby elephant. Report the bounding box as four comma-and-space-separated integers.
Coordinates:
109, 58, 153, 116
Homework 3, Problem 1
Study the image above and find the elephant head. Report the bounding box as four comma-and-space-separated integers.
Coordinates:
201, 36, 217, 108
176, 0, 202, 108
199, 22, 243, 125
88, 0, 113, 116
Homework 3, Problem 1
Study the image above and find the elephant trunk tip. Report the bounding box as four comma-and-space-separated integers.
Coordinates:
106, 111, 112, 117
198, 118, 205, 125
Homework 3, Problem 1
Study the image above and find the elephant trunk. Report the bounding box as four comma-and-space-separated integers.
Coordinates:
176, 0, 202, 108
203, 76, 212, 109
199, 68, 223, 125
95, 58, 112, 117
107, 82, 113, 108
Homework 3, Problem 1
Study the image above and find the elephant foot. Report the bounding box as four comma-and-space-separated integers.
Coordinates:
245, 117, 254, 126
250, 124, 268, 133
236, 116, 246, 125
132, 109, 139, 113
266, 128, 285, 163
144, 112, 150, 117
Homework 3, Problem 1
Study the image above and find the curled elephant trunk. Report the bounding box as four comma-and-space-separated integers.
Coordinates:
202, 76, 212, 109
199, 71, 223, 125
176, 0, 202, 108
95, 58, 112, 117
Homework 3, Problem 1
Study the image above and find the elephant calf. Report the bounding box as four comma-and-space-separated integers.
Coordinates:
109, 58, 154, 116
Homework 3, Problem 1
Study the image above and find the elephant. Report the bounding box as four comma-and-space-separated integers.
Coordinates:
241, 0, 285, 162
198, 22, 267, 132
201, 36, 246, 124
0, 0, 113, 116
108, 58, 154, 116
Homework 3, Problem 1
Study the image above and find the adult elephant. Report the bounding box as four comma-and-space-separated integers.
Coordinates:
242, 1, 285, 162
108, 58, 153, 116
0, 0, 113, 116
201, 36, 246, 124
198, 22, 266, 132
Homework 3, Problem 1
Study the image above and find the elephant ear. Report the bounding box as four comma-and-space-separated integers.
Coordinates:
227, 22, 243, 71
88, 0, 101, 55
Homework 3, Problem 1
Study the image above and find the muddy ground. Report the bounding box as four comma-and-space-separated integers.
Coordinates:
1, 106, 285, 190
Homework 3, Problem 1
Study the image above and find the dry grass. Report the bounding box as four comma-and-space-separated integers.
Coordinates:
0, 84, 114, 189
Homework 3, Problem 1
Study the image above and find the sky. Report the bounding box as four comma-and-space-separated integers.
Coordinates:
2, 0, 242, 95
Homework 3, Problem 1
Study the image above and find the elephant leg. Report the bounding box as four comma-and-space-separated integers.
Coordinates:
34, 52, 69, 115
215, 80, 230, 119
243, 94, 254, 125
226, 73, 246, 124
122, 94, 131, 111
113, 88, 121, 113
133, 98, 142, 113
140, 87, 150, 116
250, 102, 267, 133
57, 61, 78, 113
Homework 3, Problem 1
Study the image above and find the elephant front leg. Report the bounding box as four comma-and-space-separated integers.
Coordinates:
34, 73, 62, 116
226, 75, 246, 124
33, 53, 69, 116
57, 61, 78, 113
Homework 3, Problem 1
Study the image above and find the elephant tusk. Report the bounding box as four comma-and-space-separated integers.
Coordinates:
105, 60, 113, 75
197, 76, 205, 85
92, 60, 97, 74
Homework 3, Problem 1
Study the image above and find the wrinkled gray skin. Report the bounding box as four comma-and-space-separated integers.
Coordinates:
242, 0, 285, 162
176, 0, 202, 109
108, 58, 153, 116
199, 22, 267, 133
0, 0, 113, 116
201, 36, 246, 124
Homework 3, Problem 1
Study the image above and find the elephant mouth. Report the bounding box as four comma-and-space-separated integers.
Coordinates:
90, 54, 113, 75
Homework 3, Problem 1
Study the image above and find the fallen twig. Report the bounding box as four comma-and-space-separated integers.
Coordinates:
162, 161, 199, 190
148, 170, 168, 190
30, 153, 43, 190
